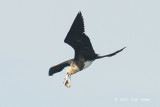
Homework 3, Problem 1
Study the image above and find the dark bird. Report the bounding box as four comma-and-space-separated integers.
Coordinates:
49, 12, 125, 88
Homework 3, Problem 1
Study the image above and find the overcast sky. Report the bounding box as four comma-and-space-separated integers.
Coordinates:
0, 0, 160, 107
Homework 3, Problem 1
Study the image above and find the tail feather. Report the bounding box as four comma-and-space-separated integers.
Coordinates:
96, 47, 126, 59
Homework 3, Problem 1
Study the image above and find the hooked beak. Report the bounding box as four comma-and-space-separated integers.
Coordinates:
63, 73, 71, 88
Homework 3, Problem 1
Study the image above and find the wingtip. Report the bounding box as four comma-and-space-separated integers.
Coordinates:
48, 73, 52, 76
48, 68, 53, 76
122, 47, 126, 50
120, 47, 126, 52
122, 47, 127, 49
78, 11, 83, 16
78, 11, 82, 14
48, 72, 52, 76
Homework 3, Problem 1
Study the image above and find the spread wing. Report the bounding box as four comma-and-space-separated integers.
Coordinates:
49, 59, 73, 76
96, 47, 126, 59
64, 12, 96, 61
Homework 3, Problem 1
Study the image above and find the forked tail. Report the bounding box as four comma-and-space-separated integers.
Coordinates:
96, 47, 126, 59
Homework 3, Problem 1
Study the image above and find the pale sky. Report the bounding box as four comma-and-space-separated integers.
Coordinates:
0, 0, 160, 107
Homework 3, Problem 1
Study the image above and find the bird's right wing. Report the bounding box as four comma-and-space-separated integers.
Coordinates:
49, 59, 73, 76
96, 47, 126, 59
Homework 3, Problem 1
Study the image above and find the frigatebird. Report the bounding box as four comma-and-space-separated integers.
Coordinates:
49, 12, 125, 88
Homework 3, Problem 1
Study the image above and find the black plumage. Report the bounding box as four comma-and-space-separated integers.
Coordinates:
64, 12, 97, 61
49, 12, 125, 76
49, 59, 73, 76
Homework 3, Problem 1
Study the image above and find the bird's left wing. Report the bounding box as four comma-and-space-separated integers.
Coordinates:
49, 59, 73, 76
64, 12, 96, 60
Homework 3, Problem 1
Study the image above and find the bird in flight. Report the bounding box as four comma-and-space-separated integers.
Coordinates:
49, 12, 125, 88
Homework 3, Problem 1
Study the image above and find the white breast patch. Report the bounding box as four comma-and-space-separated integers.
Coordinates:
83, 61, 93, 69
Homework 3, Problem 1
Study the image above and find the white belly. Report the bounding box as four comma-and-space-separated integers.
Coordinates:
83, 61, 93, 69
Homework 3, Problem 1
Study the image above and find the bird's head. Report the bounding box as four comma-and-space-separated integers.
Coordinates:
64, 66, 78, 88
65, 67, 72, 75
